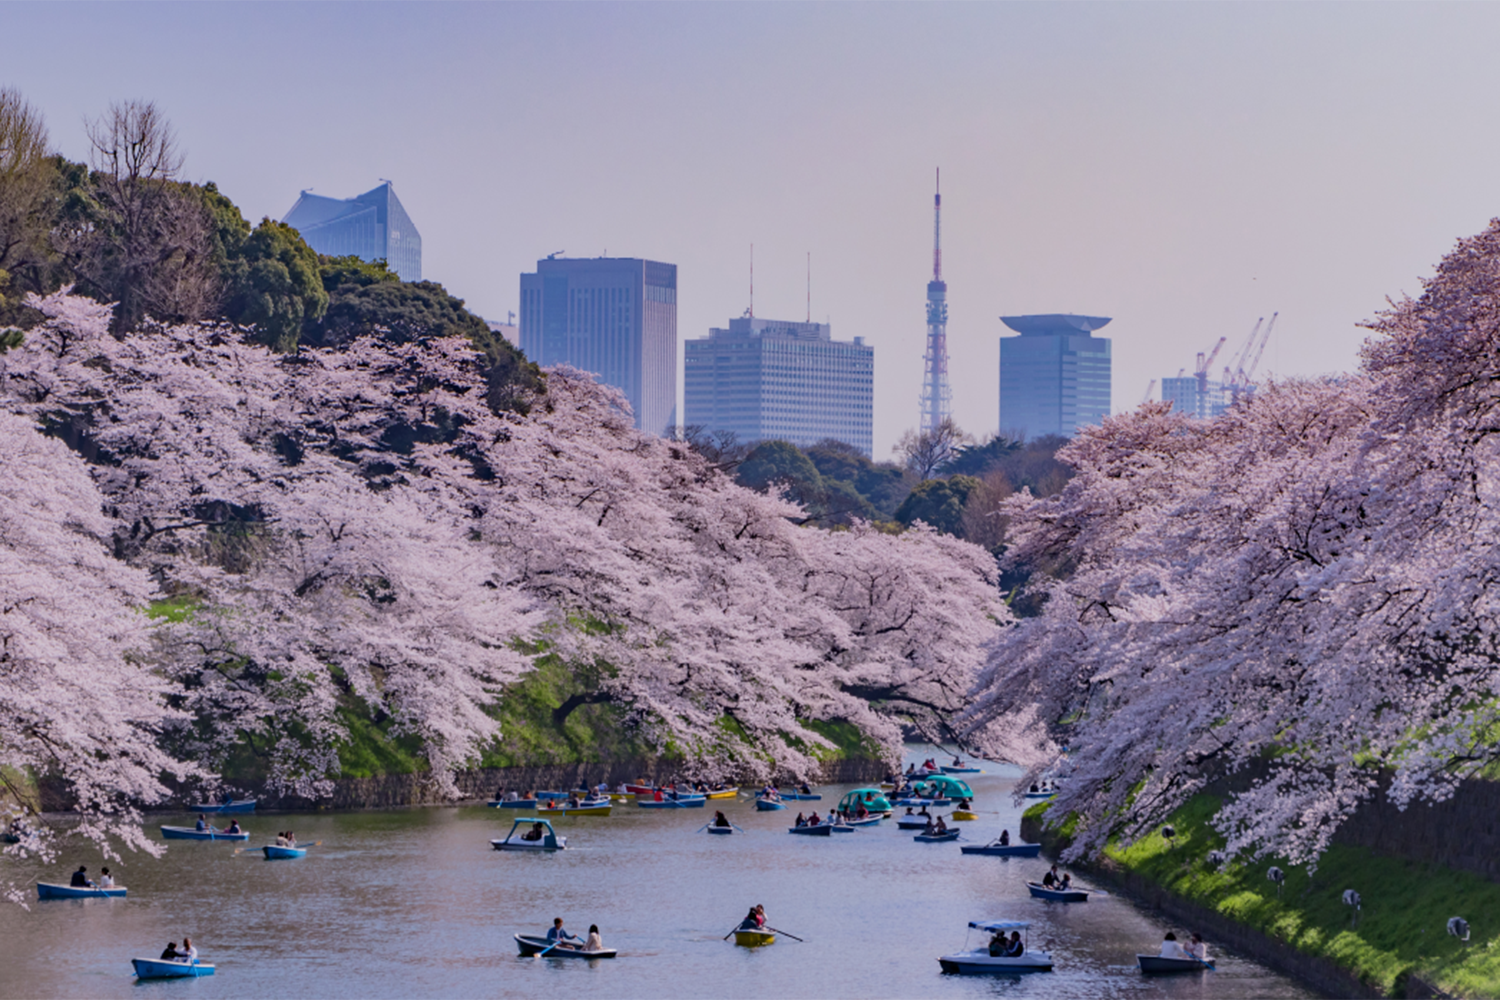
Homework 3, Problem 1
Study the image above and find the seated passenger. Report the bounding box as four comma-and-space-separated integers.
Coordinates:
1006, 932, 1025, 957
99, 867, 115, 888
522, 822, 545, 842
225, 820, 241, 835
1184, 933, 1209, 963
69, 865, 92, 888
194, 814, 208, 832
794, 812, 807, 827
988, 931, 1007, 957
1159, 932, 1190, 960
585, 924, 603, 952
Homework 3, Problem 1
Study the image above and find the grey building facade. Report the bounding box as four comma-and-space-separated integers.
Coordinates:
998, 314, 1112, 440
282, 181, 421, 281
684, 316, 874, 457
519, 257, 678, 434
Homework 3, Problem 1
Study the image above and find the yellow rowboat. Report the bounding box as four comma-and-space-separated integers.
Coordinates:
704, 788, 739, 800
608, 793, 633, 802
734, 929, 775, 948
951, 810, 978, 821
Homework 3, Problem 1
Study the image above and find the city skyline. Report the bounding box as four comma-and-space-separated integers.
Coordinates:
7, 4, 1500, 454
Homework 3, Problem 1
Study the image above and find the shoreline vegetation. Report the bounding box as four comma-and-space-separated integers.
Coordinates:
1024, 797, 1500, 999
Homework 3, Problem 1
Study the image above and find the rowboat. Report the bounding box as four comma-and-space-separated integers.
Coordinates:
894, 796, 953, 808
914, 829, 961, 843
624, 783, 656, 795
844, 815, 882, 826
896, 814, 938, 830
1026, 881, 1088, 902
190, 798, 257, 814
951, 810, 978, 821
939, 920, 1053, 974
637, 795, 705, 809
788, 823, 833, 836
780, 792, 821, 801
488, 799, 539, 808
1023, 790, 1056, 799
941, 765, 982, 774
734, 928, 775, 947
492, 817, 567, 852
536, 791, 570, 800
37, 882, 126, 900
959, 842, 1041, 857
262, 844, 307, 860
539, 799, 612, 816
160, 826, 249, 842
707, 825, 735, 835
703, 788, 739, 799
754, 797, 785, 811
131, 958, 215, 979
514, 934, 616, 959
1138, 954, 1215, 973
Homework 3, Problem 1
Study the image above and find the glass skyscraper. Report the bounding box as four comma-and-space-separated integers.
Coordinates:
282, 181, 421, 281
684, 316, 874, 457
519, 257, 678, 435
998, 314, 1112, 440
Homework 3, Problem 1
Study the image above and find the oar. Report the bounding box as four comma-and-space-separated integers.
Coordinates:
732, 823, 747, 833
764, 925, 804, 942
723, 927, 741, 940
695, 823, 710, 833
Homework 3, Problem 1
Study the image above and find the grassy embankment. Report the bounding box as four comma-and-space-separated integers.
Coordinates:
1027, 796, 1500, 997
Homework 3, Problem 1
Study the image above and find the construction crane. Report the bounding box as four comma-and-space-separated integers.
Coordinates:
1225, 312, 1277, 407
1140, 379, 1157, 406
1194, 336, 1227, 418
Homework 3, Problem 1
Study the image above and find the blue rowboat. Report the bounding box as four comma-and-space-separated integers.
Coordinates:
535, 791, 569, 800
959, 842, 1041, 857
788, 824, 833, 836
262, 845, 307, 860
780, 792, 822, 801
1026, 880, 1088, 902
488, 799, 539, 809
829, 824, 856, 833
941, 765, 982, 774
514, 933, 617, 959
896, 814, 939, 830
190, 798, 257, 814
160, 826, 249, 842
38, 882, 126, 900
637, 796, 705, 809
914, 829, 961, 843
844, 815, 883, 827
707, 825, 735, 835
754, 797, 785, 811
131, 958, 214, 979
894, 797, 953, 808
1138, 954, 1215, 973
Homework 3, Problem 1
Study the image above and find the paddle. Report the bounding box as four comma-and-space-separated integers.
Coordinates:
763, 925, 804, 942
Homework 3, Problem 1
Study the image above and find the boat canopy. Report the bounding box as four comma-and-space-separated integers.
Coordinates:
918, 775, 974, 799
969, 920, 1031, 931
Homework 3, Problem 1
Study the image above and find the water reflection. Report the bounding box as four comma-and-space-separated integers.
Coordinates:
0, 760, 1315, 999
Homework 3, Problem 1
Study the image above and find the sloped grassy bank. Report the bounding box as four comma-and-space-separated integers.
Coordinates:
1023, 797, 1500, 999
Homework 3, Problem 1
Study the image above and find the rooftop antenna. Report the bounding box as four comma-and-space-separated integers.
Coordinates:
749, 243, 754, 319
806, 251, 811, 323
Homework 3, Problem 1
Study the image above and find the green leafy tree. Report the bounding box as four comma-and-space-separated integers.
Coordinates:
894, 475, 981, 537
737, 440, 825, 508
805, 438, 911, 517
220, 218, 327, 352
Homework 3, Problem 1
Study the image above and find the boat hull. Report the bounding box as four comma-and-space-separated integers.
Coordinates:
1026, 881, 1088, 902
896, 816, 938, 829
488, 799, 539, 809
262, 845, 307, 860
894, 797, 953, 808
941, 766, 981, 774
38, 882, 126, 900
938, 950, 1053, 974
1137, 954, 1214, 973
160, 826, 249, 842
844, 816, 882, 826
637, 797, 705, 809
788, 824, 833, 836
914, 831, 960, 842
734, 929, 775, 948
780, 792, 822, 801
950, 811, 978, 821
492, 839, 566, 851
703, 788, 739, 799
707, 825, 735, 835
539, 802, 612, 816
132, 958, 214, 979
514, 934, 616, 959
190, 799, 257, 814
754, 798, 785, 811
959, 843, 1041, 857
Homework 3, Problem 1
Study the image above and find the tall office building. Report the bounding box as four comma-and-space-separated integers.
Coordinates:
519, 256, 678, 434
998, 314, 1112, 440
282, 181, 421, 281
684, 316, 873, 457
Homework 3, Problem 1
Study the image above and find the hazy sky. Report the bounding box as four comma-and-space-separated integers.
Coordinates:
8, 2, 1500, 454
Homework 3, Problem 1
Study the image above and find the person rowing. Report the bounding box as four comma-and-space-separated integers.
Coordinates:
1041, 863, 1060, 888
69, 865, 94, 888
546, 917, 581, 951
194, 814, 209, 832
997, 829, 1011, 846
713, 810, 731, 828
1158, 932, 1190, 961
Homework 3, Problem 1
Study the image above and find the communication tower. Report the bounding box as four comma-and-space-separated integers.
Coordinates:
919, 169, 951, 433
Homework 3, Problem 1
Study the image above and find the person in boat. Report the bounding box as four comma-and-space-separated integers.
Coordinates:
854, 803, 868, 820
566, 794, 581, 808
955, 798, 972, 811
952, 756, 963, 767
1041, 863, 1060, 888
1159, 932, 1190, 961
285, 831, 296, 846
195, 814, 208, 832
798, 782, 812, 795
522, 822, 545, 842
99, 867, 115, 888
160, 942, 182, 961
1184, 933, 1209, 963
903, 806, 914, 817
904, 763, 916, 775
917, 804, 931, 818
987, 929, 1008, 956
546, 917, 581, 950
275, 831, 289, 847
713, 810, 731, 828
585, 924, 603, 952
998, 829, 1011, 846
794, 812, 807, 827
224, 819, 241, 835
1029, 783, 1040, 794
808, 810, 822, 826
70, 865, 93, 888
738, 907, 761, 930
934, 815, 948, 833
1058, 873, 1072, 889
181, 938, 199, 964
1005, 931, 1025, 957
